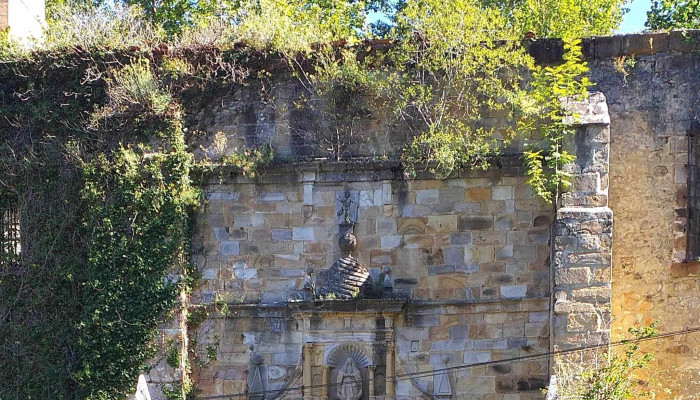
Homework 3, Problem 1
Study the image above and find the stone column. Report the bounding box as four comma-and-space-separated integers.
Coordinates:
303, 343, 313, 400
385, 343, 395, 399
368, 365, 376, 399
551, 92, 613, 389
321, 365, 329, 400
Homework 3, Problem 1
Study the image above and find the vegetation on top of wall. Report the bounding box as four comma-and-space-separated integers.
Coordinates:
0, 1, 628, 399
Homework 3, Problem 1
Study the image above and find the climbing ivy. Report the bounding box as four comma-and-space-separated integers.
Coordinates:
0, 51, 201, 399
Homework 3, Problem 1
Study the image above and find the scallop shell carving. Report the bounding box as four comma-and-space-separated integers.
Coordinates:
327, 343, 371, 368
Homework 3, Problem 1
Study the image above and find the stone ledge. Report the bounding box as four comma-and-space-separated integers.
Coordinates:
527, 30, 700, 62
200, 154, 531, 183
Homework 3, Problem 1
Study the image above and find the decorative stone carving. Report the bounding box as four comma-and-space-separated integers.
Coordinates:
247, 355, 267, 400
433, 355, 452, 399
134, 374, 152, 400
326, 343, 372, 400
317, 233, 371, 299
337, 358, 363, 400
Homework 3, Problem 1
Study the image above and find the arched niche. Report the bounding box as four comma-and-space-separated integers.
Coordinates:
325, 343, 372, 400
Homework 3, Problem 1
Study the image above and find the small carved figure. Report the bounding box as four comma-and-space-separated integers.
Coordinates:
247, 355, 267, 400
337, 190, 358, 225
336, 358, 362, 400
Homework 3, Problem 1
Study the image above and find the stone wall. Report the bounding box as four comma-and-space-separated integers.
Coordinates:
0, 0, 8, 30
551, 93, 613, 385
137, 32, 700, 400
187, 160, 555, 399
587, 32, 700, 399
193, 161, 552, 305
142, 88, 609, 400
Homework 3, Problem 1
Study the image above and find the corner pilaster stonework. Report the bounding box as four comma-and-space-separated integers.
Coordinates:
552, 92, 613, 383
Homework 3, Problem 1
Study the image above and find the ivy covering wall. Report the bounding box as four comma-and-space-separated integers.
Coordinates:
0, 50, 204, 399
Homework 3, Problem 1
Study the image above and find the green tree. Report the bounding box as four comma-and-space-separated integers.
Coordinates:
647, 0, 700, 29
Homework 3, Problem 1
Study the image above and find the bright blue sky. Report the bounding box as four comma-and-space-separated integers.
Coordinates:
617, 0, 651, 33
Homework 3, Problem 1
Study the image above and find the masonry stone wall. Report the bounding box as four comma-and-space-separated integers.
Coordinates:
139, 32, 700, 400
193, 163, 552, 305
587, 33, 700, 399
186, 161, 554, 399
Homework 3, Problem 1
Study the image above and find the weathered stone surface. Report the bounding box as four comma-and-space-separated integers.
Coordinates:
501, 285, 527, 299
178, 51, 700, 399
459, 216, 493, 231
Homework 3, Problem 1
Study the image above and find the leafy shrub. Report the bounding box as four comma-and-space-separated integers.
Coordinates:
105, 58, 172, 116
575, 322, 658, 400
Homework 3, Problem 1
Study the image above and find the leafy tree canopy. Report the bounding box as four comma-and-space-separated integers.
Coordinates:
46, 0, 628, 39
646, 0, 700, 29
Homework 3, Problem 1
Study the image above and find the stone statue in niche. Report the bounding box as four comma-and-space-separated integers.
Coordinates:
317, 232, 372, 299
337, 358, 363, 400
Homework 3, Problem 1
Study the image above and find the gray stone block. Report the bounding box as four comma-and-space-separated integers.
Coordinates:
428, 265, 455, 275
495, 217, 513, 231
496, 245, 514, 260
492, 186, 513, 200
259, 192, 286, 202
431, 339, 470, 351
213, 227, 229, 241
207, 192, 240, 201
397, 327, 429, 341
292, 227, 314, 241
501, 285, 527, 299
450, 232, 472, 245
381, 235, 402, 249
416, 189, 439, 204
449, 325, 469, 339
473, 339, 507, 350
412, 315, 440, 327
220, 241, 240, 255
455, 202, 481, 212
271, 229, 292, 241
456, 263, 480, 274
459, 216, 493, 231
463, 351, 491, 364
444, 246, 465, 265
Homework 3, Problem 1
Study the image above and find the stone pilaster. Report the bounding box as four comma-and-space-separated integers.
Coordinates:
552, 92, 613, 384
303, 343, 313, 400
385, 343, 395, 399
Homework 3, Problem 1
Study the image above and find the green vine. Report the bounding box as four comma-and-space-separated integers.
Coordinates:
523, 38, 591, 203
0, 51, 202, 399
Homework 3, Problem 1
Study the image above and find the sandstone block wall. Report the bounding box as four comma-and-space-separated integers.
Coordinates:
192, 163, 552, 306
138, 33, 700, 399
587, 34, 700, 399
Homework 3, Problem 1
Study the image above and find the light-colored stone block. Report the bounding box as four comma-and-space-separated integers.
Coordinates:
501, 285, 527, 299
292, 227, 314, 241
